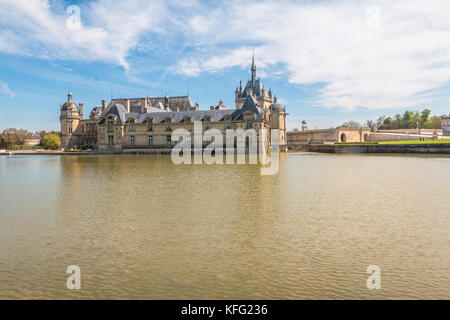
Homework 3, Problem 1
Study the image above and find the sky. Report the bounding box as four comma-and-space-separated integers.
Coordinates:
0, 0, 450, 132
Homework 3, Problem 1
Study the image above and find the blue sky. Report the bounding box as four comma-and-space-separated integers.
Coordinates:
1, 0, 450, 132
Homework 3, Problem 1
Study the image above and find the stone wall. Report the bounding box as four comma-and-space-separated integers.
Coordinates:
287, 127, 370, 147
307, 143, 450, 154
376, 129, 443, 135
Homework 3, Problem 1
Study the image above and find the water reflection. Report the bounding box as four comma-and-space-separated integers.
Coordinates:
0, 153, 449, 299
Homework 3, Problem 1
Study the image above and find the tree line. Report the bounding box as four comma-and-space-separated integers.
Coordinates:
341, 109, 446, 131
0, 129, 61, 150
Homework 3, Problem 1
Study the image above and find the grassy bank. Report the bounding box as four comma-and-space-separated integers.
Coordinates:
335, 139, 450, 145
380, 139, 450, 144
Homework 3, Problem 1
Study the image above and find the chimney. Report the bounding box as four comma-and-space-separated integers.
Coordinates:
101, 99, 106, 110
79, 103, 83, 119
126, 99, 130, 112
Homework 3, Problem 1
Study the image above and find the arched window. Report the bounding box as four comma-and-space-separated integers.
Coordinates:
364, 133, 369, 142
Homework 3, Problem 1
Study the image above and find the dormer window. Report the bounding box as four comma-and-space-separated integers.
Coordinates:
184, 116, 192, 124
166, 118, 172, 131
243, 112, 254, 129
204, 117, 211, 129
225, 116, 231, 129
107, 120, 113, 133
147, 118, 153, 131
129, 119, 135, 132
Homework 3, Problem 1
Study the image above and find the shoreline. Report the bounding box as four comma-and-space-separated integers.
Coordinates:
2, 145, 450, 156
305, 143, 450, 154
0, 151, 97, 156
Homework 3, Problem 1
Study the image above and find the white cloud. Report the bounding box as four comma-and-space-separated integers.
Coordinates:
174, 0, 450, 110
0, 0, 170, 69
2, 0, 450, 111
0, 81, 15, 98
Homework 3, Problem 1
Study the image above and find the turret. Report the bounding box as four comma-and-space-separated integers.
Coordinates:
301, 120, 307, 132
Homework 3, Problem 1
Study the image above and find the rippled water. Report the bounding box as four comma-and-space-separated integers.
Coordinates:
0, 153, 449, 299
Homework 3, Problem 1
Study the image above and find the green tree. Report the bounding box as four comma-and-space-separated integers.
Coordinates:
421, 109, 431, 124
0, 134, 7, 149
383, 117, 393, 126
429, 116, 442, 129
43, 133, 61, 150
1, 128, 31, 149
403, 110, 414, 122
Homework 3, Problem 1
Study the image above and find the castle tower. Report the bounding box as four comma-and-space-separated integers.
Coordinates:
60, 91, 81, 149
301, 120, 308, 131
235, 54, 273, 109
269, 96, 288, 151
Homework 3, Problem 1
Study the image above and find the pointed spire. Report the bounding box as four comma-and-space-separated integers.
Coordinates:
251, 48, 256, 86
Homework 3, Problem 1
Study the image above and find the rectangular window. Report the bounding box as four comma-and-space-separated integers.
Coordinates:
205, 118, 211, 129
147, 119, 153, 131
68, 122, 72, 134
167, 135, 171, 144
186, 134, 191, 145
130, 135, 135, 147
107, 120, 113, 133
225, 118, 231, 129
166, 119, 171, 131
129, 120, 135, 132
246, 119, 252, 129
67, 109, 72, 116
148, 136, 152, 147
108, 135, 113, 147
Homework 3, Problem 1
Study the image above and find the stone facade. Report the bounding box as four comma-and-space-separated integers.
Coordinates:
97, 94, 276, 154
287, 124, 371, 148
60, 56, 288, 153
60, 93, 102, 149
442, 116, 450, 135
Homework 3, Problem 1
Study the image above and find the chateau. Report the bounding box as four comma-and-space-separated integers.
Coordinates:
60, 56, 287, 153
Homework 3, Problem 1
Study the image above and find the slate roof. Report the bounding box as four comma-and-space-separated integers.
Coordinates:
61, 101, 78, 111
233, 95, 265, 120
148, 96, 195, 111
98, 95, 265, 125
98, 103, 128, 124
241, 79, 266, 97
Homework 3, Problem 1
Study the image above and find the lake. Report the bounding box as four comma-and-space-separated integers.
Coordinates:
0, 153, 449, 299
